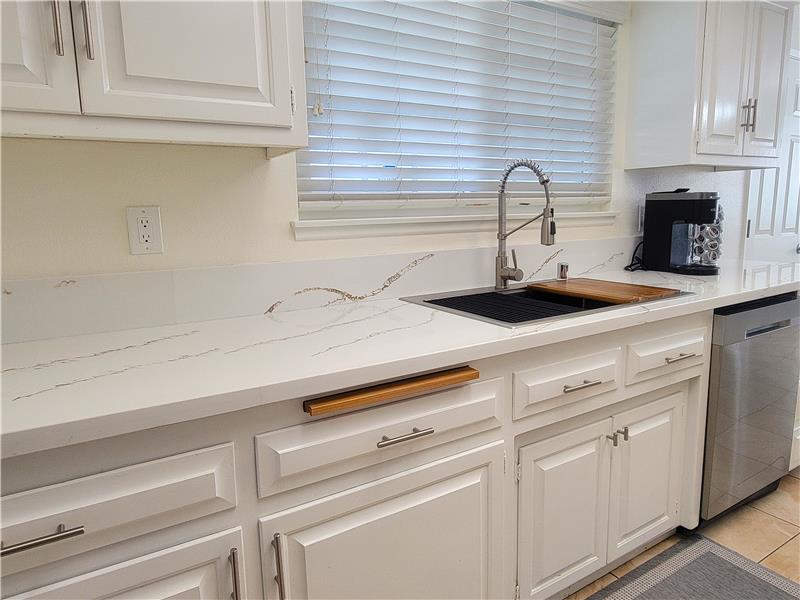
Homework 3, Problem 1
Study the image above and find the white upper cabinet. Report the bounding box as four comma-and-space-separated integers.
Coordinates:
1, 0, 307, 151
696, 1, 752, 156
73, 1, 292, 126
743, 1, 791, 157
1, 1, 80, 114
626, 1, 791, 169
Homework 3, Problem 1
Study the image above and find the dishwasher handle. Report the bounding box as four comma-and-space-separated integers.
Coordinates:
745, 320, 792, 338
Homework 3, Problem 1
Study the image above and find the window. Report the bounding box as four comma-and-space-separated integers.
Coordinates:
296, 0, 618, 236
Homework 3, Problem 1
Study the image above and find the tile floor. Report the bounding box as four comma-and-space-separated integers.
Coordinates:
566, 468, 800, 600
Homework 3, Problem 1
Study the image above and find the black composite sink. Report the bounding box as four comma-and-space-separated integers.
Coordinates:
422, 288, 614, 325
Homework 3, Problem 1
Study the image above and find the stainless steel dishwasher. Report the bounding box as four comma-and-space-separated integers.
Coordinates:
701, 292, 800, 522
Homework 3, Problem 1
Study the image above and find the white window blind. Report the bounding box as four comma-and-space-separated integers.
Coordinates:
298, 0, 617, 225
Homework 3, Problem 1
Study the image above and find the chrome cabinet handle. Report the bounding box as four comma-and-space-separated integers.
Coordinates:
664, 352, 697, 364
50, 1, 64, 56
741, 99, 752, 128
563, 379, 602, 393
750, 98, 758, 132
606, 432, 619, 447
272, 533, 286, 600
617, 426, 630, 442
377, 427, 434, 448
0, 524, 85, 557
81, 1, 95, 60
229, 547, 242, 600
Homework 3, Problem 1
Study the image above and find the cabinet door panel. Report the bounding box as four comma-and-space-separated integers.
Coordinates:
517, 420, 612, 599
743, 2, 790, 157
260, 443, 503, 600
697, 1, 752, 156
1, 0, 80, 113
607, 390, 686, 562
73, 1, 293, 126
8, 528, 244, 599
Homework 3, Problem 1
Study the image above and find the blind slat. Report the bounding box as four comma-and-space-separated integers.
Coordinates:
300, 0, 616, 219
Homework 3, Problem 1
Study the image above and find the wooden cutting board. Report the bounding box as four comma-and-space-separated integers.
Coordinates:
526, 278, 681, 304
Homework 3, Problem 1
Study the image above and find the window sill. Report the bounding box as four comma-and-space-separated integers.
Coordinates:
291, 211, 618, 241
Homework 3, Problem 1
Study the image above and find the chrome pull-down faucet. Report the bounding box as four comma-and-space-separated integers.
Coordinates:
496, 159, 556, 290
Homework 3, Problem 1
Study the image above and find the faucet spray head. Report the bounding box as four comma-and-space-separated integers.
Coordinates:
541, 207, 556, 246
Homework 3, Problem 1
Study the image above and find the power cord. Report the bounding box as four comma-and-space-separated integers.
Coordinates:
624, 240, 646, 272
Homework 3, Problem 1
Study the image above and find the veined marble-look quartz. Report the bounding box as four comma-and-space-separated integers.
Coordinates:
2, 260, 798, 457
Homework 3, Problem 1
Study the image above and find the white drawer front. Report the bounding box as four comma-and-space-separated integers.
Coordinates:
1, 443, 236, 570
256, 377, 503, 497
8, 527, 244, 599
513, 348, 621, 420
626, 328, 706, 384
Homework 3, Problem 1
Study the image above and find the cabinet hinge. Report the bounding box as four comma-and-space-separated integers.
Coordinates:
515, 462, 522, 484
290, 85, 296, 115
514, 583, 520, 600
675, 499, 680, 515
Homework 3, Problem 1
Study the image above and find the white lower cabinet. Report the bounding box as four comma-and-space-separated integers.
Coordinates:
517, 387, 687, 599
8, 527, 245, 599
607, 392, 686, 562
259, 442, 504, 600
517, 420, 612, 598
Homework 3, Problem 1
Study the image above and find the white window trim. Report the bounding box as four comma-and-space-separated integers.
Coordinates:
291, 210, 617, 240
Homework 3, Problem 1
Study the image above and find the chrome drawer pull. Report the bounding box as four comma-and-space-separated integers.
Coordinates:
50, 1, 65, 56
617, 426, 630, 442
0, 524, 85, 557
272, 533, 286, 600
377, 427, 434, 448
563, 379, 602, 393
606, 432, 619, 447
229, 547, 242, 600
665, 352, 697, 364
81, 1, 94, 60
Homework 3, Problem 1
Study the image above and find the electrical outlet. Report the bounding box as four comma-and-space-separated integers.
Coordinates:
126, 206, 163, 254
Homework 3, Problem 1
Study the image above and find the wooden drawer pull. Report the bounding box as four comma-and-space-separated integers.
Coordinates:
303, 366, 480, 416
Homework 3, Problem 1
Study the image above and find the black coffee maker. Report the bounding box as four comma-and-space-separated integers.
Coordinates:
641, 189, 722, 275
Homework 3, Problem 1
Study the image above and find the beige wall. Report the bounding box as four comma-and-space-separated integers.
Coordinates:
0, 138, 629, 279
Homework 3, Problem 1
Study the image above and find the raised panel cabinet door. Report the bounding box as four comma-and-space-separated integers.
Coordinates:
517, 419, 612, 599
259, 442, 504, 600
1, 0, 80, 113
607, 389, 686, 563
7, 528, 245, 599
697, 0, 753, 156
743, 1, 790, 157
745, 53, 800, 261
72, 1, 294, 126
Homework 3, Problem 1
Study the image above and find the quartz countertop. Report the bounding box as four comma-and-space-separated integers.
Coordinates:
3, 261, 798, 457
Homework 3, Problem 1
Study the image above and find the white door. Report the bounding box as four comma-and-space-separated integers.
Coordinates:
8, 528, 245, 599
72, 1, 294, 126
743, 2, 790, 157
517, 420, 612, 599
259, 442, 503, 600
697, 1, 753, 156
607, 390, 686, 563
0, 0, 80, 113
745, 52, 800, 261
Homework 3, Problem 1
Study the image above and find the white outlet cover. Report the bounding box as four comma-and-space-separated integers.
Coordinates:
126, 206, 164, 255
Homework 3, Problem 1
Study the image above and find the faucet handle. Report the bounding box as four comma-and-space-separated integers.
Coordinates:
511, 248, 519, 270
